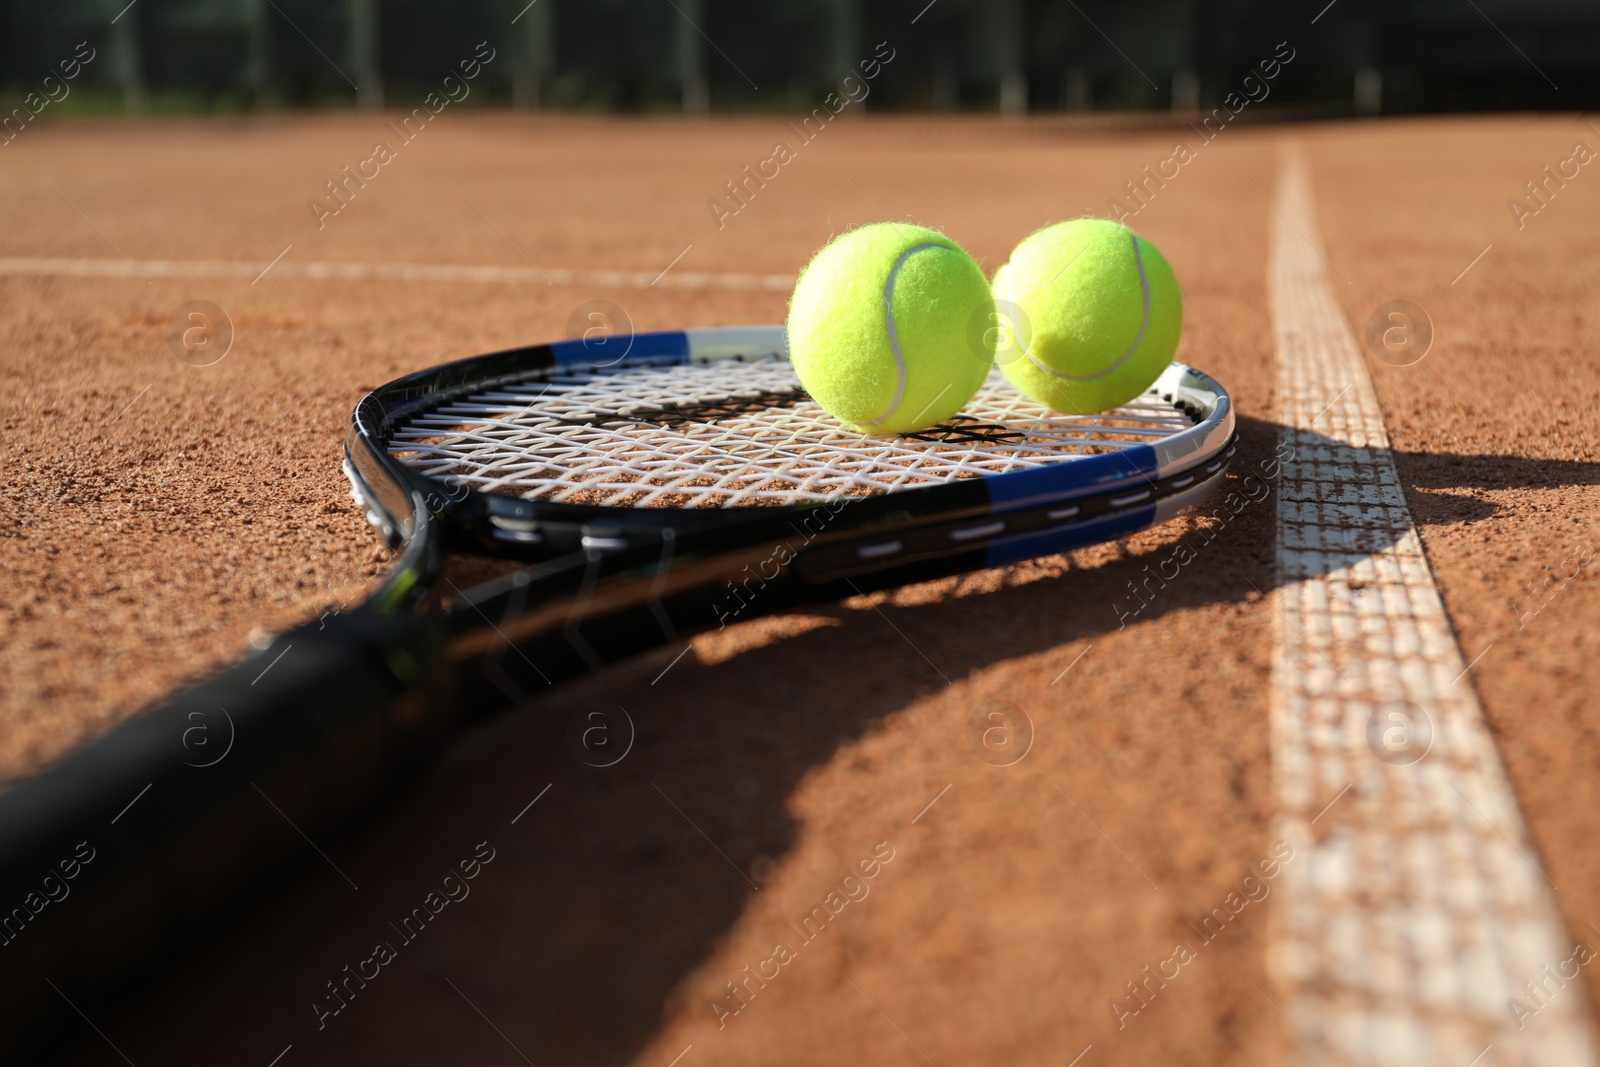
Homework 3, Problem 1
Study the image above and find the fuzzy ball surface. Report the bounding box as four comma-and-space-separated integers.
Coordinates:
993, 218, 1182, 415
786, 223, 995, 435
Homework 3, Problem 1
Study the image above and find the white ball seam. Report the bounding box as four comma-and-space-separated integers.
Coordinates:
865, 241, 949, 427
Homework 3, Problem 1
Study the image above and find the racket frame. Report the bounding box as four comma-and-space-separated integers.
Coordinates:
345, 325, 1236, 610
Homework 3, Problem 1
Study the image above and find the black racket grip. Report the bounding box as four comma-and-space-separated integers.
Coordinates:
0, 609, 449, 1045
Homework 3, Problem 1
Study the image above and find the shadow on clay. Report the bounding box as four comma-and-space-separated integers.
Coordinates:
61, 414, 1600, 1066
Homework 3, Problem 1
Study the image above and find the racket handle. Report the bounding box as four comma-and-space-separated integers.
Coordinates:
0, 609, 448, 1049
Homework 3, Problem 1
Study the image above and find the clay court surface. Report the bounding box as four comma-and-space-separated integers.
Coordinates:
3, 112, 1598, 1064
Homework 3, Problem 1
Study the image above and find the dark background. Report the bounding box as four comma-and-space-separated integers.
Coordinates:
0, 0, 1594, 116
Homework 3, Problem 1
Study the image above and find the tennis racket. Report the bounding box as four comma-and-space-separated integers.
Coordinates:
0, 324, 1233, 1045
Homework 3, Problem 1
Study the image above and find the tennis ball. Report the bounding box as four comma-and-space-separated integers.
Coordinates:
787, 222, 995, 435
993, 218, 1182, 415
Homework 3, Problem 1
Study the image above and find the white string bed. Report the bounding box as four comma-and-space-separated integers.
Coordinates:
388, 355, 1196, 508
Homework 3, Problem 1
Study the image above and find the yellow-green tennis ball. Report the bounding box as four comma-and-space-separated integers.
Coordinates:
787, 222, 995, 435
994, 218, 1183, 415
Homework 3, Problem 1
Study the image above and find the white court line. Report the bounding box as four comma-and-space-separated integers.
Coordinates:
1266, 147, 1597, 1065
0, 255, 795, 292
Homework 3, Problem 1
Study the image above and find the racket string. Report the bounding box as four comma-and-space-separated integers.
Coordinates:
388, 358, 1199, 508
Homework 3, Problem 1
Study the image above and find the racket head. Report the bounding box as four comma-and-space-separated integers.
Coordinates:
345, 325, 1234, 591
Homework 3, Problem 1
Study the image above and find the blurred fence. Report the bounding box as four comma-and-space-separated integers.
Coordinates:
1, 0, 1596, 115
